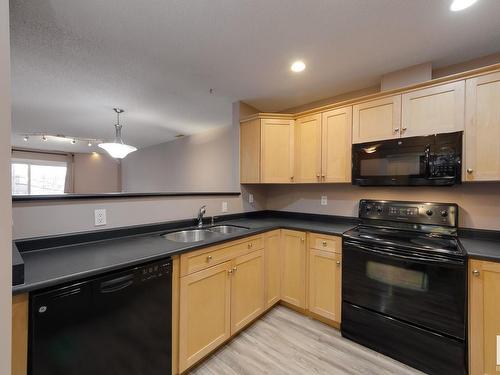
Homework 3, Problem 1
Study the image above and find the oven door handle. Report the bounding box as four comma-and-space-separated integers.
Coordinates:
344, 240, 464, 266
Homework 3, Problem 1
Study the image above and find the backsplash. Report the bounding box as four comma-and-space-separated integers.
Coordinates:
265, 182, 500, 231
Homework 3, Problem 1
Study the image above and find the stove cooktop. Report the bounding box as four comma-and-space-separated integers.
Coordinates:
343, 225, 465, 257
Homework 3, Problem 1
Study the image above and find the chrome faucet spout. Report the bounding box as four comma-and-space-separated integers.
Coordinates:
197, 205, 207, 227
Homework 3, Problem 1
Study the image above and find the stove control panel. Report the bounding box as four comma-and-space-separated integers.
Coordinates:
359, 200, 458, 227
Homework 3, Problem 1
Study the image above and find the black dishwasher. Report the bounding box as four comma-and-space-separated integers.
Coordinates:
29, 258, 172, 375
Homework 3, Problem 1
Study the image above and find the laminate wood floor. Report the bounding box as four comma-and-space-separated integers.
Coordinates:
188, 305, 425, 375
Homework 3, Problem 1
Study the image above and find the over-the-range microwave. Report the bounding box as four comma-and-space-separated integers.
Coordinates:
352, 131, 462, 186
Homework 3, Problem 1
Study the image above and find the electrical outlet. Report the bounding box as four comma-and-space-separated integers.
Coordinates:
221, 201, 228, 213
94, 209, 107, 226
249, 194, 254, 204
321, 196, 328, 206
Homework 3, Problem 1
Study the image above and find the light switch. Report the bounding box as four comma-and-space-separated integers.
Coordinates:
221, 201, 228, 213
249, 194, 254, 204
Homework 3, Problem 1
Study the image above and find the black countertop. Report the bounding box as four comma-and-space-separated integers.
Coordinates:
12, 213, 357, 294
458, 228, 500, 262
12, 211, 500, 295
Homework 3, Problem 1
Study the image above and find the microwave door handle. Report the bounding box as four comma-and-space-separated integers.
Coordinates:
424, 144, 431, 177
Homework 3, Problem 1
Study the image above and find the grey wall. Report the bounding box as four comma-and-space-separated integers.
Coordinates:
0, 0, 12, 371
265, 183, 500, 230
73, 152, 121, 193
121, 124, 238, 192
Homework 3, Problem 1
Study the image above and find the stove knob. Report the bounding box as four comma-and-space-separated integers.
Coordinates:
426, 209, 433, 216
366, 206, 372, 212
440, 210, 448, 217
377, 206, 383, 213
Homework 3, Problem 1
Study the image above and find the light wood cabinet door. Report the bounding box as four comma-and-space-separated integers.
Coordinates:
261, 118, 294, 183
230, 250, 265, 334
179, 261, 232, 372
469, 259, 500, 375
12, 293, 28, 375
352, 95, 401, 144
465, 72, 500, 181
321, 107, 352, 182
294, 114, 322, 183
280, 230, 307, 309
264, 230, 281, 308
240, 118, 261, 183
402, 80, 465, 138
308, 250, 341, 323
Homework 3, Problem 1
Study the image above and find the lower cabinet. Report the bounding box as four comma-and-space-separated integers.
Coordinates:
230, 250, 265, 334
308, 249, 342, 323
469, 259, 500, 375
12, 293, 28, 375
264, 230, 281, 308
280, 230, 307, 309
179, 261, 232, 372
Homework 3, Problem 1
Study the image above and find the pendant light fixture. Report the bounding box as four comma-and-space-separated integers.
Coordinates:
98, 108, 137, 159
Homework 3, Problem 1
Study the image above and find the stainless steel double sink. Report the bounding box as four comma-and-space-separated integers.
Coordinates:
162, 225, 249, 243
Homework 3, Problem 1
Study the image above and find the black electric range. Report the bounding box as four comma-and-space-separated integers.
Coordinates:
342, 200, 467, 375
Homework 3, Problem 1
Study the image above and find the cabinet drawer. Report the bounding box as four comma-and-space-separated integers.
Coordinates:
180, 235, 264, 276
308, 233, 341, 253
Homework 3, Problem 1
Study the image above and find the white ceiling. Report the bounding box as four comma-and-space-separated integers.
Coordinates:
10, 0, 500, 151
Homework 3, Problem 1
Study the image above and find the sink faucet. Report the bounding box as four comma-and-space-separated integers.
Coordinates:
197, 205, 207, 227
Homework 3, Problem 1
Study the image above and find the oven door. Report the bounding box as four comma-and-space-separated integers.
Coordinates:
352, 132, 462, 186
342, 239, 466, 339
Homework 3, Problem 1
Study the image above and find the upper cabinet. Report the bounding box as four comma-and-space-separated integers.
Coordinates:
401, 81, 465, 137
240, 116, 294, 183
465, 72, 500, 181
321, 107, 352, 183
352, 95, 401, 143
294, 114, 322, 183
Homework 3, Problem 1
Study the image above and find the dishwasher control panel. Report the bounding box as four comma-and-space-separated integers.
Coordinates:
140, 260, 171, 282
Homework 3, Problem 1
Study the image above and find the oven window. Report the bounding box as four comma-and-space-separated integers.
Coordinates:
360, 154, 422, 176
366, 261, 429, 291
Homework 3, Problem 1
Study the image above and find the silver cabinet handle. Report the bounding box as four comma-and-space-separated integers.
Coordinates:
467, 168, 473, 174
472, 269, 480, 277
233, 267, 237, 272
336, 261, 341, 266
394, 128, 400, 133
228, 269, 233, 275
402, 127, 407, 132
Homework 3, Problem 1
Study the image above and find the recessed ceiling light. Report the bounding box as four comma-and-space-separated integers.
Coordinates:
450, 0, 478, 11
291, 60, 306, 73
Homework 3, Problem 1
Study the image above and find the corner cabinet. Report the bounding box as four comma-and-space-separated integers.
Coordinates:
280, 230, 307, 309
469, 259, 500, 375
465, 71, 500, 181
240, 116, 294, 183
264, 230, 282, 308
352, 95, 401, 143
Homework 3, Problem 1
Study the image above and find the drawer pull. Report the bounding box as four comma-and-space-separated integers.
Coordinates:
247, 243, 253, 249
336, 261, 341, 266
322, 241, 327, 246
472, 269, 480, 277
206, 255, 213, 262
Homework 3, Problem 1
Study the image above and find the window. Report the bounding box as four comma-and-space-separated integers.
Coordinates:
11, 159, 68, 195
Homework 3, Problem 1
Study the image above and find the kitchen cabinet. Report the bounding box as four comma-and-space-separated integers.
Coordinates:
179, 261, 232, 372
294, 114, 322, 183
230, 250, 265, 334
280, 230, 307, 309
321, 107, 352, 182
469, 259, 500, 375
401, 80, 465, 137
240, 116, 294, 183
264, 230, 281, 308
465, 71, 500, 181
352, 95, 401, 144
308, 249, 341, 323
240, 118, 261, 183
12, 293, 28, 375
